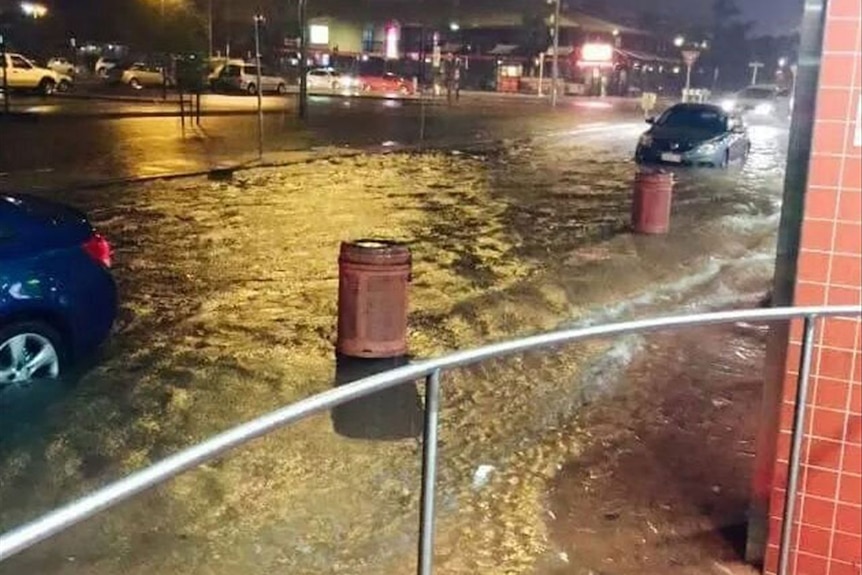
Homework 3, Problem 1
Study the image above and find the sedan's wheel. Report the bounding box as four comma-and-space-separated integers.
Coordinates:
276, 83, 288, 95
246, 83, 258, 95
57, 79, 72, 93
129, 78, 142, 90
39, 78, 56, 97
0, 322, 64, 390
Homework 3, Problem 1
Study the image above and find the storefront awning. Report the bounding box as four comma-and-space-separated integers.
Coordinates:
615, 48, 680, 65
546, 46, 576, 57
488, 44, 519, 55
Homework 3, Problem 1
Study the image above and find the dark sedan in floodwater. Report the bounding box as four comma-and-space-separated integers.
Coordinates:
635, 103, 751, 168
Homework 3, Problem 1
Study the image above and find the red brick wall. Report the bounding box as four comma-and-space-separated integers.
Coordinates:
765, 0, 862, 573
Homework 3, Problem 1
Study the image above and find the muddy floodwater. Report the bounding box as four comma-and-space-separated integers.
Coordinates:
0, 122, 787, 574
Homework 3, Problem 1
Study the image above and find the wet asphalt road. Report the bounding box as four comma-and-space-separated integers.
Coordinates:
0, 103, 790, 575
0, 94, 644, 191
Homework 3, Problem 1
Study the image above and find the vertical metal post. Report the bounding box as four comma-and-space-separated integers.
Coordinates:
254, 15, 264, 160
551, 0, 561, 107
537, 52, 544, 97
207, 0, 214, 58
298, 0, 308, 120
417, 369, 442, 575
777, 316, 818, 575
160, 0, 168, 101
1, 38, 9, 114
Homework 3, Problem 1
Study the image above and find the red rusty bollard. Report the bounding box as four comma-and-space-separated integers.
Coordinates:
337, 240, 412, 358
632, 170, 674, 234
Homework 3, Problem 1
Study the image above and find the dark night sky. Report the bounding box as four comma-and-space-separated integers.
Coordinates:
740, 0, 804, 34
46, 0, 805, 37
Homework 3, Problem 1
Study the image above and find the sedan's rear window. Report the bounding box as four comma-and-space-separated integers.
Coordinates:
657, 108, 727, 133
739, 87, 776, 100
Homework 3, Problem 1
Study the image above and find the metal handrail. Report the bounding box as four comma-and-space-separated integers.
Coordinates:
0, 305, 859, 575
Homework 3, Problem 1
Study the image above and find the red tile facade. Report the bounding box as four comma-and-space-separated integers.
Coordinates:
764, 1, 862, 573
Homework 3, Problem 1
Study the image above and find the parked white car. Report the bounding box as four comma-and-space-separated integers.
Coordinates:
47, 57, 76, 76
306, 67, 357, 92
1, 53, 71, 95
214, 61, 288, 95
95, 57, 119, 77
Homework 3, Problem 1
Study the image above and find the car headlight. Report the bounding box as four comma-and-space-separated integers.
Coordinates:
695, 141, 720, 155
721, 99, 736, 112
638, 134, 653, 147
754, 102, 775, 115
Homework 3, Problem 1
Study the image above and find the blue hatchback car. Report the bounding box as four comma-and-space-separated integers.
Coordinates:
0, 195, 116, 393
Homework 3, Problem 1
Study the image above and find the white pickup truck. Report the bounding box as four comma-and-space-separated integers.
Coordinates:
1, 52, 72, 95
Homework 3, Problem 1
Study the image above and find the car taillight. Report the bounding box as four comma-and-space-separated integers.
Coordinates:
82, 233, 112, 268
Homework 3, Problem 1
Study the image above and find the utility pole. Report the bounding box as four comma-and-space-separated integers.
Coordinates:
207, 0, 213, 58
298, 0, 308, 119
1, 35, 9, 114
254, 14, 264, 159
551, 0, 561, 107
160, 0, 167, 100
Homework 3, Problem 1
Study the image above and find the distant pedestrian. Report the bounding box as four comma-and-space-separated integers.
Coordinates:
454, 61, 461, 101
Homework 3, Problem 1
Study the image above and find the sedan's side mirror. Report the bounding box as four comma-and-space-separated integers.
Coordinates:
645, 116, 655, 124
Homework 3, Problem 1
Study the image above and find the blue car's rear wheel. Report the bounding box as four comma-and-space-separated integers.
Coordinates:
0, 322, 65, 390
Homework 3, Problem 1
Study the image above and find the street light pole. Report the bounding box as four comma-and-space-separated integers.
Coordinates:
254, 14, 264, 159
298, 0, 308, 119
551, 0, 561, 107
160, 0, 167, 100
1, 36, 9, 114
207, 0, 213, 58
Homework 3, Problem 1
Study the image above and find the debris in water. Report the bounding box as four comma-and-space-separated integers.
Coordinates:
558, 551, 570, 563
711, 397, 732, 408
472, 464, 496, 489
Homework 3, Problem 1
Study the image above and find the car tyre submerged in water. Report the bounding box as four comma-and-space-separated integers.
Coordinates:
0, 321, 65, 392
246, 83, 258, 95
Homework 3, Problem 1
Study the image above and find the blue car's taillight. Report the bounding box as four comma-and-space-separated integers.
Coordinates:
82, 233, 112, 268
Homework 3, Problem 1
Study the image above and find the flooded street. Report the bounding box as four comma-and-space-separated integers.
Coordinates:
0, 116, 788, 574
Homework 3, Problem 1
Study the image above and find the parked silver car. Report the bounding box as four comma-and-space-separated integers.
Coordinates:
215, 61, 288, 95
107, 62, 171, 90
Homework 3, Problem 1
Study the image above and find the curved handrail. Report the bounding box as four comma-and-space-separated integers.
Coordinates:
0, 305, 859, 567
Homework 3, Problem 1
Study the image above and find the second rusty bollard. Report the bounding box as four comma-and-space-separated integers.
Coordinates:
632, 170, 674, 234
337, 239, 412, 359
